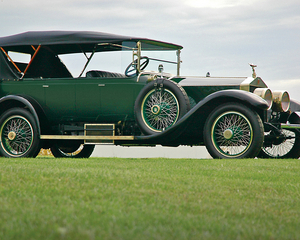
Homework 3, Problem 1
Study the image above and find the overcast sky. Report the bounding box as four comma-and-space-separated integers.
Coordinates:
1, 0, 300, 97
1, 0, 299, 158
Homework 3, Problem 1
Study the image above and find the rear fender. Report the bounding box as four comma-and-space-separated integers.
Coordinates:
0, 95, 42, 135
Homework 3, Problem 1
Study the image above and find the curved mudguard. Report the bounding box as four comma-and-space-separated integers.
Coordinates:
0, 95, 42, 135
289, 99, 300, 112
120, 89, 270, 145
286, 99, 300, 124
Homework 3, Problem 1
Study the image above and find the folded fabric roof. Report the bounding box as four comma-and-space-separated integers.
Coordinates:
0, 31, 183, 54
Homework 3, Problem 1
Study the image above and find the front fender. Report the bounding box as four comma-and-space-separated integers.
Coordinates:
133, 90, 269, 144
197, 89, 269, 110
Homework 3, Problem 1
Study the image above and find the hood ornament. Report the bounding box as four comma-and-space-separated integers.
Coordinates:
249, 63, 257, 78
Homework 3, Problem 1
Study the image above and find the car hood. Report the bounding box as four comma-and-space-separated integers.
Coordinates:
177, 76, 268, 91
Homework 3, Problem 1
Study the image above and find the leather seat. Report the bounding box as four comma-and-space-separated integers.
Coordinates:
86, 70, 126, 78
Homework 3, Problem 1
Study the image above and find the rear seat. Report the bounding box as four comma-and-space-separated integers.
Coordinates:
86, 70, 126, 78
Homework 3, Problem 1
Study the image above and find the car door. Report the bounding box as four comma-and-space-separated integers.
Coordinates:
43, 78, 76, 122
75, 78, 101, 121
96, 77, 144, 122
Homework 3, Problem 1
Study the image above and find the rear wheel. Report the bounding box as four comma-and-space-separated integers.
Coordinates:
204, 103, 264, 159
0, 108, 40, 158
50, 143, 95, 158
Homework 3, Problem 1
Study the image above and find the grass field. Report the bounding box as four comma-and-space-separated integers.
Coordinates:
0, 157, 299, 240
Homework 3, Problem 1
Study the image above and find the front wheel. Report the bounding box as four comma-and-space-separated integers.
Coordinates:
0, 108, 40, 158
204, 103, 264, 159
50, 143, 95, 158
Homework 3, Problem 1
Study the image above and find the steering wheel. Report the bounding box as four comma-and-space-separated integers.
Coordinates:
125, 56, 149, 77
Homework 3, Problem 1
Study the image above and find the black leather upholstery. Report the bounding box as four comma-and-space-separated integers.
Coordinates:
86, 70, 126, 78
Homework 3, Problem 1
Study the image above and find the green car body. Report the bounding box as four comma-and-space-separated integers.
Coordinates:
0, 31, 299, 159
0, 77, 142, 123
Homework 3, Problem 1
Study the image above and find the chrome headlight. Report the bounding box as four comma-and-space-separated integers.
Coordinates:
272, 91, 290, 112
253, 88, 273, 110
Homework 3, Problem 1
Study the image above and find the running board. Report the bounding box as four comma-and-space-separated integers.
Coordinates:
40, 123, 134, 144
40, 135, 134, 140
40, 135, 134, 141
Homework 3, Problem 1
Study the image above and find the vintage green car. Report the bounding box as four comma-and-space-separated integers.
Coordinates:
0, 31, 299, 158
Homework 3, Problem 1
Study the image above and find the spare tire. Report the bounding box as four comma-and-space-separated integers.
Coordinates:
134, 78, 190, 135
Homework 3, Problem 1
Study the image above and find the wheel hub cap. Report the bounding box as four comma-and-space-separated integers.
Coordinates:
151, 105, 161, 115
223, 129, 233, 140
8, 131, 17, 141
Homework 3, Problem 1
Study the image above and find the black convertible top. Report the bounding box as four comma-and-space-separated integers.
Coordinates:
0, 31, 182, 80
0, 31, 182, 54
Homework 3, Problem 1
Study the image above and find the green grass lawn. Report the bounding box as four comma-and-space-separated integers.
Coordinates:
0, 157, 299, 240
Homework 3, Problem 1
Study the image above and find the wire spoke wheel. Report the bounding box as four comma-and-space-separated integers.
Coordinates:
0, 108, 40, 158
1, 116, 34, 156
212, 111, 253, 157
142, 89, 179, 132
259, 129, 300, 158
204, 103, 264, 159
263, 130, 294, 157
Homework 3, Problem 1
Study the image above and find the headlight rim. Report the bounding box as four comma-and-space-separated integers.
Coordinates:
272, 90, 290, 112
253, 88, 273, 110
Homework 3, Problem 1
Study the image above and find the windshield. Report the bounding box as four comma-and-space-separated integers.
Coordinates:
141, 50, 178, 75
59, 45, 179, 78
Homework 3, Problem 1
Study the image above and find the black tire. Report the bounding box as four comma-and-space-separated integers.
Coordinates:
134, 78, 190, 135
50, 144, 95, 158
203, 103, 264, 159
258, 129, 300, 158
0, 108, 40, 158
